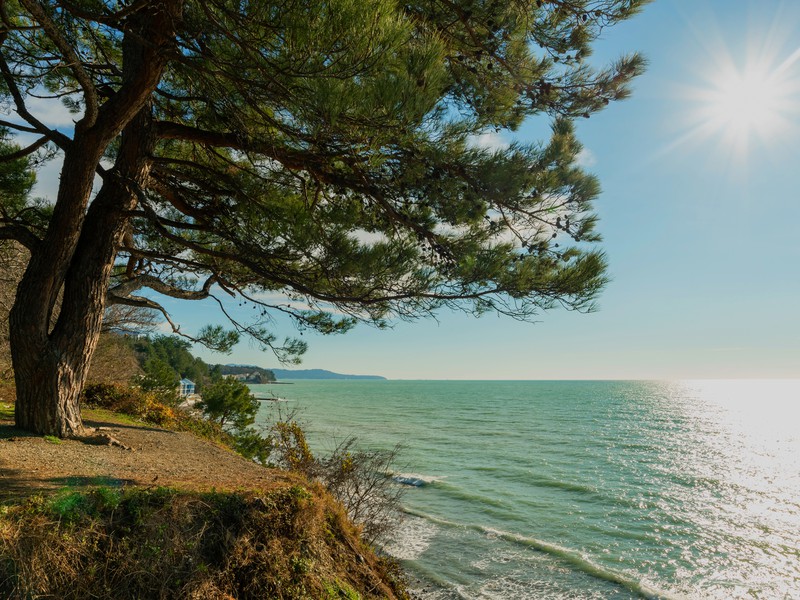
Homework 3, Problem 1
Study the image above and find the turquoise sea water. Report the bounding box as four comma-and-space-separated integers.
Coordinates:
250, 380, 800, 599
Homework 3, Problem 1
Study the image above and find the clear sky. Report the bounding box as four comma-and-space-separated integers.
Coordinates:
32, 0, 800, 380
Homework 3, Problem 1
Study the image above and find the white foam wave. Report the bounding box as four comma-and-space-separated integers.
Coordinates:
383, 515, 439, 560
391, 472, 446, 487
481, 527, 690, 600
400, 509, 689, 599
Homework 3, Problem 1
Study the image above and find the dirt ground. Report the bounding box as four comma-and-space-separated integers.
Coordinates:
0, 410, 294, 501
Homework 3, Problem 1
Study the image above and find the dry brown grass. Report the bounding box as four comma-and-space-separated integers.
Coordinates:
0, 484, 410, 600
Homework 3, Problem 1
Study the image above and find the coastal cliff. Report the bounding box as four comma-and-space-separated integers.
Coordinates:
0, 403, 408, 599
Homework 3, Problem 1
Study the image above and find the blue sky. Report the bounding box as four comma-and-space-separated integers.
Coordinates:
185, 0, 800, 379
28, 0, 799, 379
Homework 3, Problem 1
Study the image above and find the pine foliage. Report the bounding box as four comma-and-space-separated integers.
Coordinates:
1, 0, 649, 362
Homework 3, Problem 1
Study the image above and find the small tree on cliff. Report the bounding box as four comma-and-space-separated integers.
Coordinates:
197, 377, 259, 430
0, 0, 647, 436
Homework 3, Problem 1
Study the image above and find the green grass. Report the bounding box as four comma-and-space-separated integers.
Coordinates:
1, 404, 135, 426
43, 435, 61, 444
0, 402, 14, 420
324, 581, 362, 599
82, 407, 145, 426
0, 402, 139, 425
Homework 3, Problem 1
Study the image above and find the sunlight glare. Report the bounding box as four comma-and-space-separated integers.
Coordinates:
697, 50, 799, 155
674, 10, 800, 166
712, 67, 782, 132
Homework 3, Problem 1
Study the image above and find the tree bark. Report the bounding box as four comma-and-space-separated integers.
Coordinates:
11, 338, 92, 437
9, 130, 107, 437
8, 1, 181, 436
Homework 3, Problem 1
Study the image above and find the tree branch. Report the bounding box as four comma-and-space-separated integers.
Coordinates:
0, 135, 48, 162
19, 0, 100, 128
106, 292, 190, 339
0, 54, 72, 149
108, 273, 217, 302
0, 119, 42, 134
0, 224, 41, 251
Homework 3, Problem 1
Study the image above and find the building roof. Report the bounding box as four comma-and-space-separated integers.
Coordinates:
179, 378, 195, 385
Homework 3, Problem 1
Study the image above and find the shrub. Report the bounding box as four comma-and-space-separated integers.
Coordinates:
81, 383, 176, 428
273, 420, 315, 473
134, 357, 180, 404
270, 421, 404, 545
196, 377, 258, 429
230, 427, 274, 465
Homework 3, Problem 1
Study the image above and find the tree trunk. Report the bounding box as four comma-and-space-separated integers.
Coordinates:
11, 334, 93, 437
8, 131, 108, 437
10, 107, 156, 437
8, 1, 181, 437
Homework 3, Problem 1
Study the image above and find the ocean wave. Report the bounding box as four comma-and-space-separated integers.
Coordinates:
400, 509, 688, 600
383, 515, 439, 560
391, 473, 446, 487
525, 474, 600, 496
480, 527, 689, 600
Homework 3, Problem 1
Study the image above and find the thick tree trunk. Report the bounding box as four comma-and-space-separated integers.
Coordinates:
11, 334, 94, 437
10, 108, 157, 437
9, 131, 107, 437
8, 1, 181, 437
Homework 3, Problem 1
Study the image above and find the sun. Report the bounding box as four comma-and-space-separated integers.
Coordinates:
699, 51, 799, 151
709, 65, 785, 137
670, 10, 800, 166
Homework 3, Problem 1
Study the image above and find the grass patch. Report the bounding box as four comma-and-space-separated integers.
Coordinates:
43, 435, 61, 444
0, 402, 13, 420
82, 406, 143, 426
325, 580, 362, 599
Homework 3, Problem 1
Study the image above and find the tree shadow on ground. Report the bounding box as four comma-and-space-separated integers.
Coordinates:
0, 465, 137, 504
0, 422, 37, 440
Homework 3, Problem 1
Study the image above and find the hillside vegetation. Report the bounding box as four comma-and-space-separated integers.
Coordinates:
0, 334, 409, 598
0, 484, 407, 599
215, 364, 277, 383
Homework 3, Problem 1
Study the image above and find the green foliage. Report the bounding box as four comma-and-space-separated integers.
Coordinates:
325, 581, 362, 600
47, 487, 123, 524
195, 325, 240, 354
273, 421, 316, 473
230, 427, 273, 465
0, 402, 14, 420
0, 129, 36, 213
43, 435, 60, 445
128, 334, 218, 399
81, 383, 177, 427
214, 364, 276, 383
196, 377, 259, 429
137, 357, 179, 400
2, 0, 648, 375
132, 335, 210, 385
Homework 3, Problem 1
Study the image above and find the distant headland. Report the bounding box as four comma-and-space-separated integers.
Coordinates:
221, 364, 386, 381
270, 368, 386, 381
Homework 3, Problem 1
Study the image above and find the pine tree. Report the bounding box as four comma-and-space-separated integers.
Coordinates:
0, 0, 648, 436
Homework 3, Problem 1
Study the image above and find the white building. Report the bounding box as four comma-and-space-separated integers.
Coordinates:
178, 378, 196, 397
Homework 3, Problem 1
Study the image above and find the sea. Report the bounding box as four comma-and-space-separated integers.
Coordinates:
249, 379, 800, 600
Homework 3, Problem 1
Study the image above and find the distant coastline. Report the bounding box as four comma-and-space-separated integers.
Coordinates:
270, 368, 386, 381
